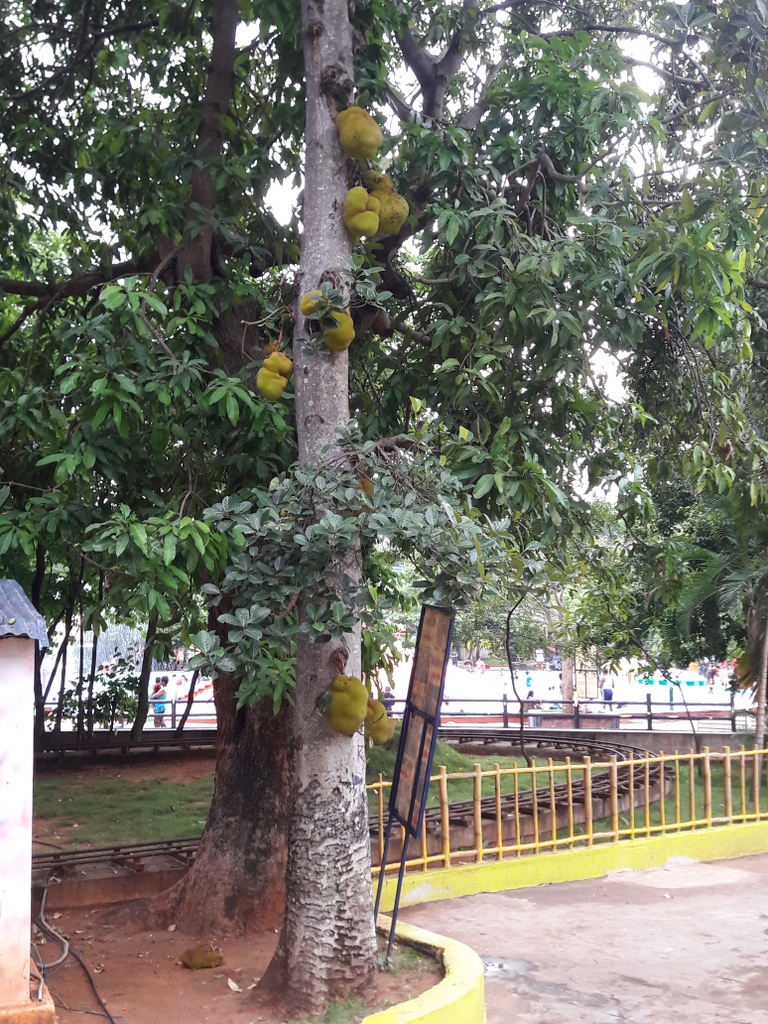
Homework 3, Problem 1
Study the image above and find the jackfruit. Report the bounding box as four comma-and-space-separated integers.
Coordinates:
324, 674, 370, 736
364, 171, 409, 236
343, 187, 380, 238
256, 366, 288, 401
336, 107, 383, 161
262, 351, 293, 378
300, 290, 324, 317
180, 944, 224, 970
323, 310, 355, 352
364, 698, 395, 746
363, 171, 393, 192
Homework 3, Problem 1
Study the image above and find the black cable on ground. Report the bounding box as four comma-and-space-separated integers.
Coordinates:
37, 872, 120, 1024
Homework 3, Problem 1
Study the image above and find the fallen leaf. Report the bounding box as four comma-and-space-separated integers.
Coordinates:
168, 924, 177, 932
227, 978, 242, 992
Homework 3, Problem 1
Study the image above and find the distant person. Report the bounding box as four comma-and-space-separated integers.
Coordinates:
602, 677, 613, 708
450, 648, 459, 666
382, 687, 396, 715
475, 658, 486, 673
550, 654, 562, 671
463, 659, 474, 672
535, 648, 545, 670
151, 677, 167, 728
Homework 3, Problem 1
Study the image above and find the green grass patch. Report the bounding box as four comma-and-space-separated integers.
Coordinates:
366, 725, 564, 813
34, 773, 213, 848
34, 730, 565, 850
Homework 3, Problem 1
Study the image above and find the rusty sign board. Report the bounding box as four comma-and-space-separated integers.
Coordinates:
390, 605, 454, 838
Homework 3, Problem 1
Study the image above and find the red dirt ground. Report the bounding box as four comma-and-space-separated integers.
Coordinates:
40, 907, 440, 1024
34, 752, 442, 1023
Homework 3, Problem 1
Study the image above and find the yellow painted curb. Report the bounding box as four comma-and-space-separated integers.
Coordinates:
363, 823, 768, 1024
361, 915, 485, 1024
374, 822, 768, 911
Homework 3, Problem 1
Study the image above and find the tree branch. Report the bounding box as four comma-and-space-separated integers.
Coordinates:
459, 57, 506, 130
0, 307, 36, 348
0, 259, 154, 302
177, 0, 239, 282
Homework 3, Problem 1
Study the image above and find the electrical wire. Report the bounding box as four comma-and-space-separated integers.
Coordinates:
36, 873, 120, 1024
29, 952, 45, 1001
37, 877, 69, 968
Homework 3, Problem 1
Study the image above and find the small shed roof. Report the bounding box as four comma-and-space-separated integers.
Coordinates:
0, 579, 48, 646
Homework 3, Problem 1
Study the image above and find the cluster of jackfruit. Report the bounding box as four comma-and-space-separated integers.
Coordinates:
256, 349, 293, 401
363, 171, 409, 236
336, 106, 410, 240
300, 289, 355, 352
319, 674, 395, 746
343, 186, 380, 239
295, 106, 411, 359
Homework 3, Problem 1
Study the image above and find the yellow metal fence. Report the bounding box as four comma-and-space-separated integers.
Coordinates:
369, 745, 768, 877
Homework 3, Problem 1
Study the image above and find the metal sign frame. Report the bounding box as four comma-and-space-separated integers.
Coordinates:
373, 604, 455, 959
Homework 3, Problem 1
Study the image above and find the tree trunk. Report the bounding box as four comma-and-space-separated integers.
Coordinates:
256, 0, 378, 1014
753, 612, 768, 786
137, 667, 291, 934
127, 0, 295, 939
86, 570, 104, 739
561, 657, 574, 711
31, 543, 47, 741
53, 599, 74, 734
130, 614, 158, 739
174, 667, 201, 736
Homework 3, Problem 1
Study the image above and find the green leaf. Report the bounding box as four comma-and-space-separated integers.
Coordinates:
473, 474, 495, 499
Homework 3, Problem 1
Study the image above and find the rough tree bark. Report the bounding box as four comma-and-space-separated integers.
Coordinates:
137, 658, 291, 933
255, 0, 378, 1014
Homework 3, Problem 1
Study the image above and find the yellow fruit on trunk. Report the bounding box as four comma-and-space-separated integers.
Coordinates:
322, 310, 355, 352
364, 171, 409, 236
256, 367, 288, 401
364, 171, 393, 192
371, 190, 409, 236
300, 290, 324, 316
262, 351, 293, 378
343, 187, 380, 238
325, 674, 370, 736
364, 698, 395, 746
336, 107, 383, 161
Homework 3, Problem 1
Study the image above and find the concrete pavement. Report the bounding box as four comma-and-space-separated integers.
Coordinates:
399, 852, 768, 1023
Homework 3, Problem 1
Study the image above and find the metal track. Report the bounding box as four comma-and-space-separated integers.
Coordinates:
33, 727, 659, 875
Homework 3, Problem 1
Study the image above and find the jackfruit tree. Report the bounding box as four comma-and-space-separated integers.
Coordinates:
2, 0, 768, 1015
